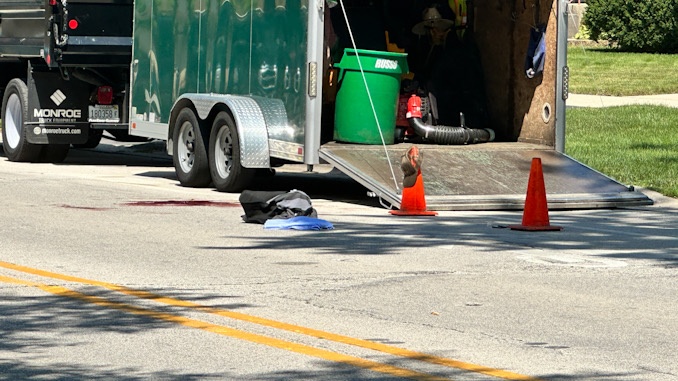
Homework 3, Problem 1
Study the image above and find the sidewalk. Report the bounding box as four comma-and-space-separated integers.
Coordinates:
567, 93, 678, 108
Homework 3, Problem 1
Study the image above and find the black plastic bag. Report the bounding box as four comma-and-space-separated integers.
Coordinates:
239, 190, 317, 224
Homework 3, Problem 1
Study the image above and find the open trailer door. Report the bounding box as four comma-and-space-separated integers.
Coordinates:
319, 142, 652, 211
318, 0, 652, 211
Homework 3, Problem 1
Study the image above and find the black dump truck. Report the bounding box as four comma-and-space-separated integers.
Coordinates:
0, 0, 132, 162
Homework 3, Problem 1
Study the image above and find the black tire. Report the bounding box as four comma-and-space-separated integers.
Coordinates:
72, 130, 103, 149
1, 78, 41, 162
39, 144, 70, 163
172, 107, 211, 187
209, 111, 255, 192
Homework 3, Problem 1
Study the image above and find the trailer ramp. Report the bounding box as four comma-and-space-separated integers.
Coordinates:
319, 142, 653, 211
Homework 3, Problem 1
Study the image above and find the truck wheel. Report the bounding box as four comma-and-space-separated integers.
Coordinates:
72, 130, 103, 149
209, 111, 255, 192
172, 107, 211, 187
39, 145, 70, 163
1, 79, 41, 162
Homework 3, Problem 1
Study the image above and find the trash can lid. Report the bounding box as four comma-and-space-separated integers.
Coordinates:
335, 48, 409, 75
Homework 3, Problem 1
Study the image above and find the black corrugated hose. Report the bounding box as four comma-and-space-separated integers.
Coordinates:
407, 114, 494, 145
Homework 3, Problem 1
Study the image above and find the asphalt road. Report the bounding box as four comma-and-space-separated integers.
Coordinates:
1, 139, 677, 380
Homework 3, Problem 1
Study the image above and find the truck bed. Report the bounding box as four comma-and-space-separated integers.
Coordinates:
0, 0, 133, 65
0, 0, 44, 57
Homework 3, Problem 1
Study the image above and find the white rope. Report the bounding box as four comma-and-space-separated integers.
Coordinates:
338, 0, 400, 192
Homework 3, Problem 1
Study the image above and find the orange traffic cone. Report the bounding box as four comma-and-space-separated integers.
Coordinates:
389, 168, 438, 216
508, 158, 562, 231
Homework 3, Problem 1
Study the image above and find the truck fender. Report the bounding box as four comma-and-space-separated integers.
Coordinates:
169, 94, 273, 169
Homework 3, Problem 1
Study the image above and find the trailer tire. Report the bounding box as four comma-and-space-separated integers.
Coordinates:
172, 107, 211, 187
1, 79, 41, 162
209, 111, 254, 192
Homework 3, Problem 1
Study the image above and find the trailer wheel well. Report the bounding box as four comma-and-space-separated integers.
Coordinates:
206, 104, 236, 132
168, 99, 240, 156
169, 99, 195, 138
170, 100, 238, 133
0, 61, 28, 99
168, 99, 208, 154
168, 96, 269, 168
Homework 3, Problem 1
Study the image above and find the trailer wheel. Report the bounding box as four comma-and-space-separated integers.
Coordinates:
209, 111, 254, 192
1, 79, 41, 162
172, 107, 211, 187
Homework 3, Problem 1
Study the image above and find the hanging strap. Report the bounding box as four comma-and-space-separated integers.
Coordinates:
533, 0, 541, 28
338, 0, 400, 191
449, 0, 468, 38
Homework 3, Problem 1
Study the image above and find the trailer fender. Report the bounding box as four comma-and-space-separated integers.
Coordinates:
169, 94, 273, 169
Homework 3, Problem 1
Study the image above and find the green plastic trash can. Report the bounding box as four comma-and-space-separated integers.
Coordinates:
333, 49, 409, 145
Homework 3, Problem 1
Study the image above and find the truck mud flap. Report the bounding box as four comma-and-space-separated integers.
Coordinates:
25, 70, 90, 145
319, 142, 653, 211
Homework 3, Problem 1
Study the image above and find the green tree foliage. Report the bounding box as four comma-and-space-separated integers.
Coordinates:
583, 0, 678, 53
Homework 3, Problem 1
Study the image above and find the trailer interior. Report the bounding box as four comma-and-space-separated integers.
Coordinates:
317, 0, 652, 209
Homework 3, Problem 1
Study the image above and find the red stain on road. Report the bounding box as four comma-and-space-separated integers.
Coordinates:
123, 200, 240, 207
59, 205, 113, 211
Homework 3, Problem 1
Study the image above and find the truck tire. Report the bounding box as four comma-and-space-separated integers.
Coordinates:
72, 130, 103, 149
209, 111, 255, 192
1, 79, 41, 162
172, 107, 211, 187
39, 145, 70, 163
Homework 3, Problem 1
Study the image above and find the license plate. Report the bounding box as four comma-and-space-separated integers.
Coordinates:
88, 105, 119, 123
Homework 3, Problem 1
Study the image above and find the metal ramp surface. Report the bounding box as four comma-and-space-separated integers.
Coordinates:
319, 142, 653, 210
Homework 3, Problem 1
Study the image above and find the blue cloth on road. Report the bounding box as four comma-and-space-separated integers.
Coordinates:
263, 216, 334, 230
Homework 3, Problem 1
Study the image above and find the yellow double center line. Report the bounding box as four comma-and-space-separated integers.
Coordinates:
0, 261, 541, 381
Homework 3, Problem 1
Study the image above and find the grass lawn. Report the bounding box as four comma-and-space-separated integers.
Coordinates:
566, 105, 678, 198
568, 45, 678, 96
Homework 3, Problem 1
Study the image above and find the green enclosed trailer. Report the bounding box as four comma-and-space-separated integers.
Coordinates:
126, 0, 651, 209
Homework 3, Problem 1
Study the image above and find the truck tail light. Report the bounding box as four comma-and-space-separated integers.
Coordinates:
97, 86, 113, 105
68, 19, 79, 30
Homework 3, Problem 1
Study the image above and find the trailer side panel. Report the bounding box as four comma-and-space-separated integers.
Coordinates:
131, 0, 308, 144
